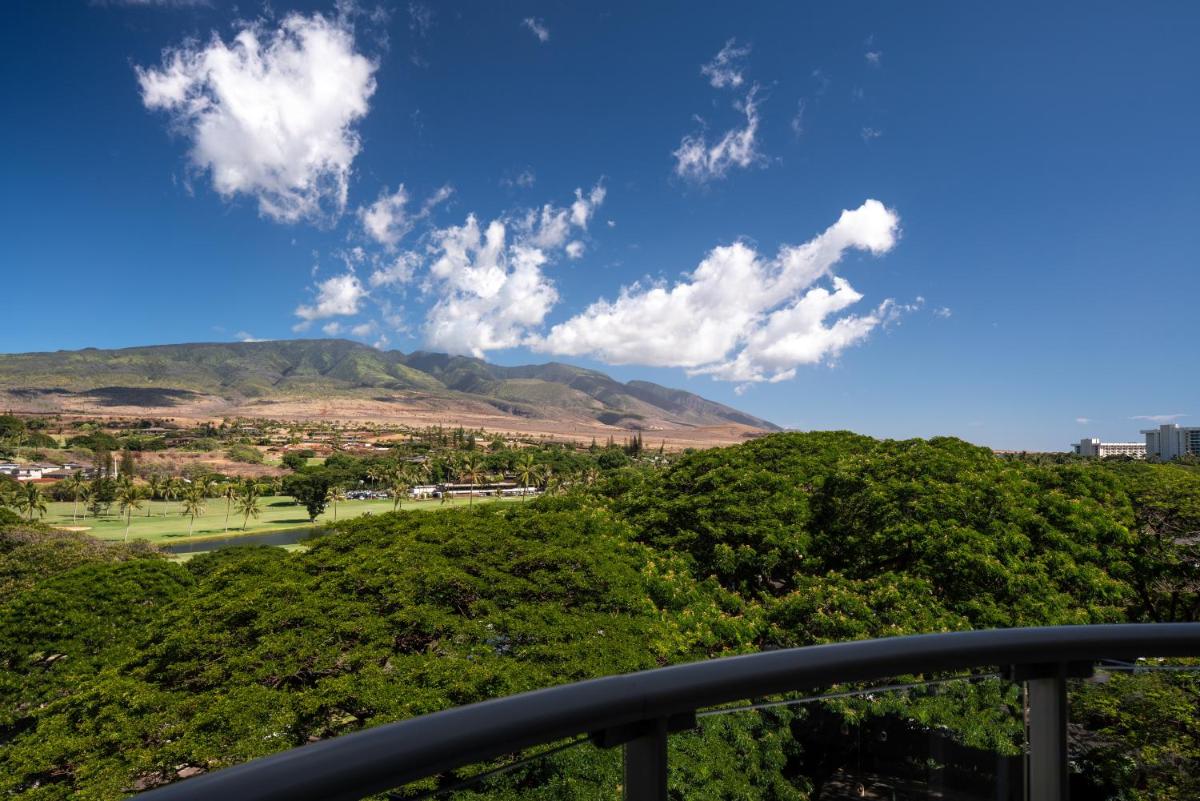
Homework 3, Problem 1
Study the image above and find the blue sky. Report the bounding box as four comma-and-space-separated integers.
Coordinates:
1, 1, 1197, 450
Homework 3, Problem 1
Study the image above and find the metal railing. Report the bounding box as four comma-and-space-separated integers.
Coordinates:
134, 623, 1200, 801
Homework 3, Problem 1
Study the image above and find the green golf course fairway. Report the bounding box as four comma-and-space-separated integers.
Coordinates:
41, 494, 523, 545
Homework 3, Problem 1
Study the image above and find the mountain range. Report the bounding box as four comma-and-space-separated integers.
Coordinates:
0, 340, 778, 439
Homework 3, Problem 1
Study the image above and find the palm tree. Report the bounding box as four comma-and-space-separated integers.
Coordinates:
163, 477, 182, 514
366, 464, 389, 490
515, 453, 537, 501
234, 481, 260, 531
196, 474, 216, 499
538, 464, 559, 497
326, 484, 347, 521
77, 483, 92, 518
16, 483, 48, 522
115, 478, 143, 542
64, 473, 86, 522
389, 470, 412, 513
459, 453, 483, 506
180, 485, 207, 536
146, 474, 164, 515
221, 482, 237, 532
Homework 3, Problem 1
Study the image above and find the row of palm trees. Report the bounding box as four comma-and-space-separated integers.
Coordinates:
109, 476, 266, 541
107, 476, 266, 540
1, 474, 272, 542
2, 453, 605, 541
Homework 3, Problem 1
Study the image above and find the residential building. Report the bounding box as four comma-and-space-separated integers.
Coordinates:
1071, 438, 1146, 459
12, 463, 63, 481
1143, 424, 1200, 460
0, 462, 87, 481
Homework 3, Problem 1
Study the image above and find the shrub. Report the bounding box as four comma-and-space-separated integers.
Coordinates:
225, 444, 264, 465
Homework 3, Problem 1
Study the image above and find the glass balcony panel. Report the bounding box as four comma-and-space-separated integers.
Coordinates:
1068, 659, 1200, 800
687, 674, 1024, 801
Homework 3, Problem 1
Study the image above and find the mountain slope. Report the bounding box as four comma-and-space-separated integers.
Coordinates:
0, 340, 779, 432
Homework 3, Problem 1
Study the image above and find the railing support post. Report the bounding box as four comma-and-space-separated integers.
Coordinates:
623, 718, 668, 801
1019, 661, 1092, 801
1027, 672, 1066, 801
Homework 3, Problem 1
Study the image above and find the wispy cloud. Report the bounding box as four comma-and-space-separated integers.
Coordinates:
674, 87, 764, 182
522, 17, 550, 43
1075, 417, 1092, 425
408, 3, 434, 37
701, 38, 751, 89
790, 99, 806, 138
502, 168, 536, 189
812, 68, 831, 96
861, 126, 883, 142
1132, 413, 1187, 424
865, 50, 882, 66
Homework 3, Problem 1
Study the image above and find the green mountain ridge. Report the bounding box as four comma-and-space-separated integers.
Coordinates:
0, 340, 779, 430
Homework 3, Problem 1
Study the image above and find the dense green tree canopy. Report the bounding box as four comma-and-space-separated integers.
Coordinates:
3, 433, 1200, 799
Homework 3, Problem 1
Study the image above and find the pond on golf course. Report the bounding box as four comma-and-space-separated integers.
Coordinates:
160, 526, 329, 554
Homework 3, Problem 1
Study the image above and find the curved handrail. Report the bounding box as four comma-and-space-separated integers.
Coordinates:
135, 623, 1200, 801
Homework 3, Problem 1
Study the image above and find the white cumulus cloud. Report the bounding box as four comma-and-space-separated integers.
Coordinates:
294, 273, 366, 327
421, 218, 558, 356
532, 199, 901, 383
410, 184, 604, 356
359, 186, 412, 248
359, 183, 452, 249
700, 38, 751, 89
674, 87, 763, 182
369, 251, 422, 288
137, 11, 377, 223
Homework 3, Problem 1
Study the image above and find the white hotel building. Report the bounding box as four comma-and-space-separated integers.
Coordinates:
1142, 424, 1200, 461
1071, 438, 1146, 459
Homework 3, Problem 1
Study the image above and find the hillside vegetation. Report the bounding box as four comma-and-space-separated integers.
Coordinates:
3, 433, 1200, 799
0, 340, 777, 431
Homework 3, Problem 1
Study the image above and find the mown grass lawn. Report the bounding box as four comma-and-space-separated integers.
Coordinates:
42, 494, 522, 544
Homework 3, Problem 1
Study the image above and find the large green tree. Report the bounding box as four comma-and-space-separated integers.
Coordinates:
281, 471, 334, 522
